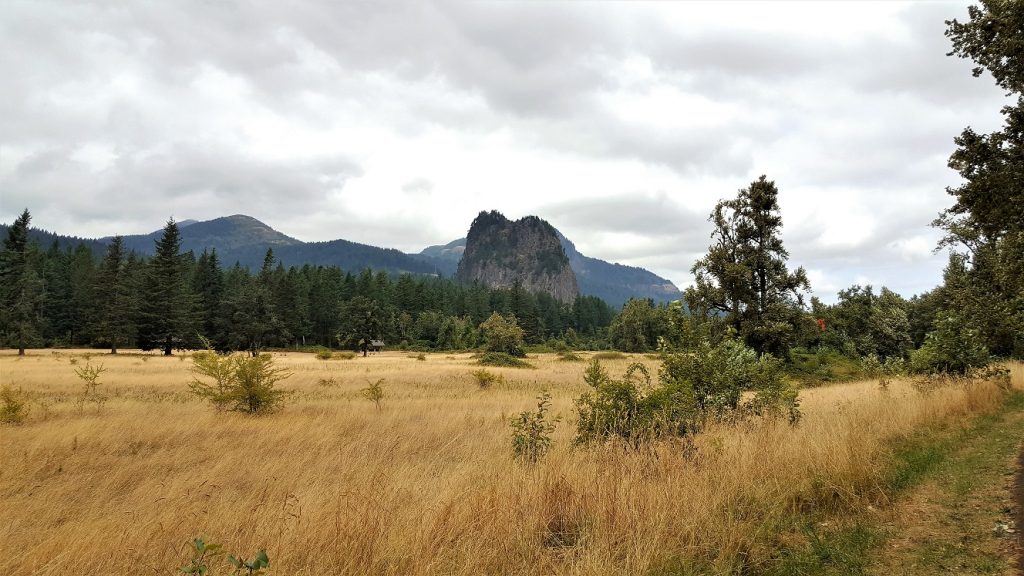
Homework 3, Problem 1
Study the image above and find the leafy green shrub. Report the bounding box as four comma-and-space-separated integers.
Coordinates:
190, 353, 291, 415
861, 353, 904, 390
479, 312, 526, 357
575, 339, 800, 447
0, 385, 28, 424
909, 312, 990, 375
470, 368, 503, 389
661, 339, 799, 422
362, 378, 384, 410
574, 360, 691, 446
511, 391, 559, 463
592, 351, 626, 360
478, 352, 533, 368
335, 351, 356, 360
315, 348, 333, 360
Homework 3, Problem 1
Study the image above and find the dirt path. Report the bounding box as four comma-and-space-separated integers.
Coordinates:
869, 409, 1024, 575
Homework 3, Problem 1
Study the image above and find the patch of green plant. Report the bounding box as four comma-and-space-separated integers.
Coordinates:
909, 311, 991, 375
334, 351, 356, 360
470, 368, 503, 389
766, 520, 883, 576
478, 352, 533, 368
314, 348, 334, 360
510, 390, 559, 463
861, 353, 904, 390
317, 377, 339, 387
787, 348, 864, 385
179, 536, 269, 575
0, 385, 29, 424
592, 351, 626, 360
556, 350, 583, 362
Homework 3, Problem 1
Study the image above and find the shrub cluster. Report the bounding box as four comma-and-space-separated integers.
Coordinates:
575, 338, 800, 447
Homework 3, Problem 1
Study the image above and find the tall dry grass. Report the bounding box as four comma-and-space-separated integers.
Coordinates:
1, 350, 1020, 575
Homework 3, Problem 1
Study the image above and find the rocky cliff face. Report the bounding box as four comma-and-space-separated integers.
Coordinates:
455, 211, 579, 302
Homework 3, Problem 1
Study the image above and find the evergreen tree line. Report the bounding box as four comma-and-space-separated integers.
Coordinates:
0, 216, 616, 355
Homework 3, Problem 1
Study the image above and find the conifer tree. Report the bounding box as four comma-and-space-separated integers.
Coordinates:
94, 236, 134, 353
686, 176, 810, 357
0, 210, 44, 355
138, 219, 193, 355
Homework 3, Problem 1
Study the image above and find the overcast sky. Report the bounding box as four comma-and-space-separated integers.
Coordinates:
0, 1, 1010, 302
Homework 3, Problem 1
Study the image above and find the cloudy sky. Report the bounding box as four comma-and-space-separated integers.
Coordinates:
0, 1, 1010, 301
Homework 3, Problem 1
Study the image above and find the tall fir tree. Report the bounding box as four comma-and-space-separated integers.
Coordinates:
1, 210, 44, 355
138, 219, 194, 355
94, 236, 135, 353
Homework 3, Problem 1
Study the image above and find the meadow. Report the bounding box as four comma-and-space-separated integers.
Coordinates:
1, 350, 1021, 575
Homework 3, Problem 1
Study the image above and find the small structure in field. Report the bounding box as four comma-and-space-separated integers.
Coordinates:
369, 340, 385, 353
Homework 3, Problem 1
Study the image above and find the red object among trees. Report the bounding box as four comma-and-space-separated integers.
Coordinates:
816, 318, 826, 332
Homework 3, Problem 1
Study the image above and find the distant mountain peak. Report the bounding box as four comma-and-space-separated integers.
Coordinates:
416, 220, 683, 308
456, 211, 578, 302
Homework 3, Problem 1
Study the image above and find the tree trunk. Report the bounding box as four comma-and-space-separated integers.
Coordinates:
111, 343, 118, 354
163, 337, 172, 356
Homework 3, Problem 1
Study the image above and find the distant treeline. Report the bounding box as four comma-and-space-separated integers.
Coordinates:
0, 215, 617, 354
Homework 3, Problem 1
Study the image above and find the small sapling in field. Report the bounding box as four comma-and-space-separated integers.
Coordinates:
511, 390, 559, 463
74, 361, 107, 412
362, 378, 385, 410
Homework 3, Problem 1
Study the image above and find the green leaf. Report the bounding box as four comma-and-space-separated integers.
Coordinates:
255, 550, 269, 565
228, 555, 242, 568
178, 567, 194, 574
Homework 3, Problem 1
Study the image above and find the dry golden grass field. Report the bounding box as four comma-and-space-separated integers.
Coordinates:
1, 350, 1021, 575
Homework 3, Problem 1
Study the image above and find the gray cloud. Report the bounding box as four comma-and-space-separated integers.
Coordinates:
0, 0, 1008, 301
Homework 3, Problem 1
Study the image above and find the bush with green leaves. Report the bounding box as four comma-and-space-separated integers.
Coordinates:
1, 385, 28, 424
909, 311, 990, 375
575, 338, 800, 447
190, 352, 291, 415
511, 391, 559, 463
660, 338, 799, 422
575, 360, 697, 446
861, 353, 904, 390
479, 312, 526, 357
470, 368, 503, 389
556, 350, 583, 362
314, 348, 333, 360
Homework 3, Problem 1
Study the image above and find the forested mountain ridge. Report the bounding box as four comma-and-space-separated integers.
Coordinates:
4, 213, 681, 306
455, 211, 579, 303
